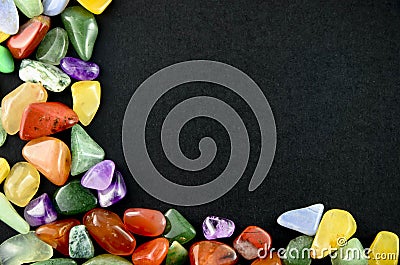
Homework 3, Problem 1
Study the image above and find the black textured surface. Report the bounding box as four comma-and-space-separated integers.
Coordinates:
1, 0, 400, 264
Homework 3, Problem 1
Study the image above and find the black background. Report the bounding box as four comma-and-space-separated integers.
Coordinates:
1, 0, 400, 264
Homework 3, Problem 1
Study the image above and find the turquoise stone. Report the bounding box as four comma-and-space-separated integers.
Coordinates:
14, 0, 43, 18
283, 236, 313, 265
61, 6, 98, 61
32, 259, 77, 265
71, 124, 105, 176
83, 254, 133, 265
163, 209, 196, 244
36, 28, 69, 65
0, 0, 19, 35
0, 192, 29, 234
0, 46, 14, 73
331, 238, 368, 265
54, 180, 97, 215
166, 241, 188, 265
0, 108, 7, 147
69, 225, 94, 259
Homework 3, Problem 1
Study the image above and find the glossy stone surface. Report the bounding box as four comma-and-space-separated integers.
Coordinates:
233, 226, 272, 260
61, 6, 98, 61
0, 192, 30, 234
124, 208, 166, 237
83, 208, 136, 256
164, 209, 196, 244
32, 259, 77, 265
0, 45, 14, 73
43, 0, 69, 16
36, 28, 69, 65
0, 0, 19, 34
14, 0, 43, 18
0, 158, 10, 184
252, 253, 282, 265
98, 170, 127, 207
54, 180, 97, 215
310, 209, 357, 259
19, 59, 71, 92
20, 102, 79, 140
0, 109, 6, 146
7, 16, 50, 59
71, 124, 105, 176
202, 216, 235, 240
35, 219, 80, 256
4, 162, 40, 207
283, 236, 313, 265
0, 232, 53, 265
71, 81, 101, 126
166, 241, 188, 265
23, 137, 71, 186
368, 231, 399, 265
83, 254, 133, 265
277, 203, 324, 236
24, 193, 58, 227
77, 0, 112, 14
0, 32, 10, 43
81, 160, 115, 190
1, 82, 48, 135
332, 238, 367, 265
60, 57, 100, 80
131, 238, 169, 265
189, 241, 238, 265
69, 225, 94, 259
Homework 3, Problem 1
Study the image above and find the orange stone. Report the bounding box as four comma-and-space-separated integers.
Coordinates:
131, 238, 169, 265
22, 137, 71, 186
252, 253, 282, 265
189, 241, 238, 265
35, 219, 80, 256
123, 208, 166, 237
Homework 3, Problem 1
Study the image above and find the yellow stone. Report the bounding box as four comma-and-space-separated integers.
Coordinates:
368, 231, 399, 265
0, 32, 9, 43
310, 209, 357, 259
71, 81, 101, 126
1, 82, 48, 135
77, 0, 112, 14
0, 158, 10, 184
4, 162, 40, 207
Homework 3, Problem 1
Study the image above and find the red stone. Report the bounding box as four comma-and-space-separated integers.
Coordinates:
189, 241, 238, 265
252, 253, 282, 265
233, 226, 272, 260
35, 219, 80, 256
7, 16, 50, 59
83, 208, 136, 256
131, 238, 169, 265
19, 102, 79, 141
124, 208, 166, 237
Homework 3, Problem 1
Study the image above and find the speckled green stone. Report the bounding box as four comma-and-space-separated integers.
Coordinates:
331, 238, 368, 265
0, 108, 7, 147
36, 28, 69, 65
163, 209, 196, 244
14, 0, 43, 18
0, 46, 14, 74
166, 241, 188, 265
32, 258, 77, 265
54, 180, 97, 215
283, 235, 313, 265
69, 225, 94, 259
83, 254, 133, 265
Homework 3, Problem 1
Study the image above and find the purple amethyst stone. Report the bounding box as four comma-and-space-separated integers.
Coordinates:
60, 57, 100, 80
81, 160, 115, 190
98, 170, 127, 207
202, 216, 235, 240
24, 193, 58, 227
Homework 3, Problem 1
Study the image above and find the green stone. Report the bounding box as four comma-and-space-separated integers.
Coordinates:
32, 258, 77, 265
283, 235, 313, 265
163, 209, 196, 244
166, 241, 188, 265
69, 225, 94, 259
14, 0, 43, 18
54, 180, 97, 215
61, 6, 98, 61
331, 238, 368, 265
36, 28, 69, 65
0, 192, 29, 234
71, 124, 105, 176
83, 254, 133, 265
0, 46, 14, 74
0, 108, 7, 147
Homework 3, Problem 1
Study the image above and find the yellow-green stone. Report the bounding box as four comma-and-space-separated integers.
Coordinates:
331, 238, 368, 265
83, 254, 133, 265
32, 259, 77, 265
14, 0, 43, 18
0, 46, 14, 74
163, 209, 196, 244
284, 235, 313, 265
166, 241, 188, 265
36, 28, 69, 65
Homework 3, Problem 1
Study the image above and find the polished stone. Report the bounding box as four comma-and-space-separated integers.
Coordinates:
0, 45, 14, 73
24, 193, 58, 227
189, 241, 238, 265
0, 109, 6, 146
166, 241, 188, 265
32, 258, 77, 265
77, 0, 112, 14
0, 192, 30, 234
71, 81, 101, 126
83, 254, 133, 265
131, 238, 169, 265
69, 225, 94, 259
202, 216, 235, 240
332, 238, 367, 265
164, 209, 196, 244
43, 0, 69, 16
0, 0, 19, 35
0, 32, 10, 43
124, 208, 166, 237
0, 158, 10, 184
81, 160, 115, 190
252, 253, 282, 265
233, 226, 272, 260
283, 236, 313, 265
14, 0, 43, 18
98, 170, 127, 207
60, 57, 100, 80
36, 28, 69, 65
368, 231, 399, 265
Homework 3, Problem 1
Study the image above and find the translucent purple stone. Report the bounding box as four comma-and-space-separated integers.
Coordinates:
81, 160, 115, 190
98, 170, 127, 207
23, 193, 58, 227
202, 216, 235, 240
60, 57, 100, 80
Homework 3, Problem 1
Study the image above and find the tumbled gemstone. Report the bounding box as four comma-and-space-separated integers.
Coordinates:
36, 219, 80, 256
163, 209, 196, 244
166, 241, 188, 265
1, 82, 48, 135
0, 45, 14, 73
0, 32, 10, 43
0, 232, 53, 265
0, 0, 19, 35
77, 0, 112, 14
32, 258, 77, 265
4, 162, 40, 207
189, 241, 238, 265
61, 6, 98, 61
131, 238, 169, 265
202, 216, 235, 240
36, 28, 69, 65
23, 137, 71, 186
14, 0, 43, 18
124, 208, 166, 237
83, 208, 136, 256
252, 253, 282, 265
83, 254, 133, 265
283, 236, 313, 265
368, 231, 399, 265
233, 226, 272, 260
43, 0, 69, 16
7, 16, 50, 59
0, 157, 10, 184
71, 81, 101, 126
69, 225, 94, 259
81, 160, 115, 190
310, 209, 357, 259
0, 109, 6, 146
98, 170, 127, 207
19, 59, 71, 92
20, 102, 79, 141
24, 193, 58, 227
0, 192, 30, 234
60, 57, 99, 80
54, 180, 97, 215
332, 238, 367, 265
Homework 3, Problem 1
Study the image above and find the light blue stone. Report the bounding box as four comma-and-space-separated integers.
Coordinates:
0, 0, 19, 34
43, 0, 69, 16
277, 203, 324, 236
